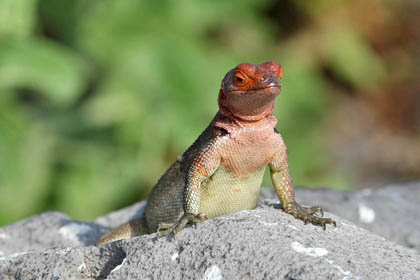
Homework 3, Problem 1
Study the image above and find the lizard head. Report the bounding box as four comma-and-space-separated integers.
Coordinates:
218, 62, 283, 121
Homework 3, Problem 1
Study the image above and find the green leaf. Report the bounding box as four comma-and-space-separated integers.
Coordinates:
325, 26, 386, 91
0, 0, 37, 39
0, 38, 90, 106
0, 90, 56, 223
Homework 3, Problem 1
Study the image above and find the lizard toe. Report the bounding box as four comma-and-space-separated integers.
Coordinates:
157, 213, 207, 239
284, 202, 336, 230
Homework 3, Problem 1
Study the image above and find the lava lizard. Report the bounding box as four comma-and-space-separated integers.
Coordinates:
97, 62, 336, 246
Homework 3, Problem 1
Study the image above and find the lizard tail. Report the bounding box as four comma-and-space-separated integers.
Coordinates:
96, 217, 148, 246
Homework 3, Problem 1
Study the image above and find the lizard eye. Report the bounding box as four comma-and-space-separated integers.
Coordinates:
233, 72, 246, 85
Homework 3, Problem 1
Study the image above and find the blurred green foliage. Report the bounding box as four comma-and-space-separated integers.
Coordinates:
0, 0, 394, 225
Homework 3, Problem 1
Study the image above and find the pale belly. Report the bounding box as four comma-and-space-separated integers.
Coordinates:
199, 165, 266, 218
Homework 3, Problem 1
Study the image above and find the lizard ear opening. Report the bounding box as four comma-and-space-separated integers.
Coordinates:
220, 128, 228, 136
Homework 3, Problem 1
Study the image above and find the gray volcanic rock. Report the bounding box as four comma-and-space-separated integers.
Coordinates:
0, 202, 148, 258
0, 212, 103, 257
0, 200, 419, 279
261, 181, 420, 252
95, 201, 146, 229
1, 182, 420, 279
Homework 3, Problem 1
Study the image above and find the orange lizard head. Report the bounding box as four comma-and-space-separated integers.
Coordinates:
218, 62, 283, 121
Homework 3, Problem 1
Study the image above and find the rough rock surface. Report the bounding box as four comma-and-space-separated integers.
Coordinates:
0, 183, 419, 279
262, 181, 420, 252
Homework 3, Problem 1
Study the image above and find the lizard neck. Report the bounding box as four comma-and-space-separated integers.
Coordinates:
214, 111, 278, 135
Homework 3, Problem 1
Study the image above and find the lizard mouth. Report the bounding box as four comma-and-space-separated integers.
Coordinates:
226, 85, 281, 95
254, 85, 281, 92
226, 85, 281, 94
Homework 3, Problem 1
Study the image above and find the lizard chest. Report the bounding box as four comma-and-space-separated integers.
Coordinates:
199, 128, 277, 218
199, 165, 266, 218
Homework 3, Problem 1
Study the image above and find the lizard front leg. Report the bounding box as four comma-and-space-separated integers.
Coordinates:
158, 143, 221, 237
269, 141, 336, 230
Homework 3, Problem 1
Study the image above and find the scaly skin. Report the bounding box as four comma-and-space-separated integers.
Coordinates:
97, 62, 335, 246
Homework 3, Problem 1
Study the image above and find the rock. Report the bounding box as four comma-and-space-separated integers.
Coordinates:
1, 196, 420, 279
261, 181, 420, 252
0, 212, 102, 257
95, 201, 146, 229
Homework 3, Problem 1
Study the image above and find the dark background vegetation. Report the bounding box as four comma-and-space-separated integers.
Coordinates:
0, 0, 419, 226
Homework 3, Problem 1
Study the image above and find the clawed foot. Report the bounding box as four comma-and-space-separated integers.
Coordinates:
285, 202, 336, 230
157, 213, 207, 238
